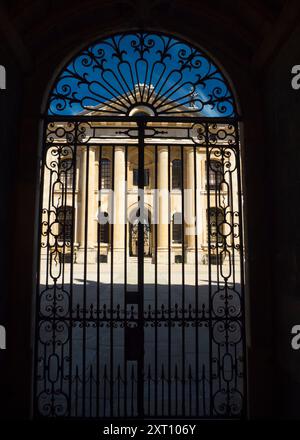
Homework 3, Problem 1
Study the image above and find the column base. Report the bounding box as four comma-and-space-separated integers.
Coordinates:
154, 248, 169, 264
112, 248, 125, 265
76, 246, 96, 264
186, 249, 204, 264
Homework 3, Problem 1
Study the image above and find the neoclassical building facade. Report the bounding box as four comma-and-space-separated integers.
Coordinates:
41, 115, 238, 268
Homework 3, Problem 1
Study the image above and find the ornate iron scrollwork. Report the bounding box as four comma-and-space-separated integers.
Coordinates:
35, 32, 245, 420
48, 32, 236, 118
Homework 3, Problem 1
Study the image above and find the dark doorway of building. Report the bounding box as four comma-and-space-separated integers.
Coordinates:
129, 209, 151, 257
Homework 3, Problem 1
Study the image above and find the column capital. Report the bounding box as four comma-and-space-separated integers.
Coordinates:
184, 146, 195, 154
157, 146, 169, 152
114, 145, 125, 152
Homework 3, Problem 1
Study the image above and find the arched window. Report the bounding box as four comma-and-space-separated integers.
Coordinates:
57, 206, 73, 242
172, 159, 182, 190
207, 207, 224, 243
172, 212, 182, 243
206, 160, 222, 190
133, 168, 150, 186
100, 158, 111, 189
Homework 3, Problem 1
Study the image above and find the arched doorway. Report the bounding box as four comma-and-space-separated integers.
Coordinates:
129, 208, 151, 257
35, 31, 246, 419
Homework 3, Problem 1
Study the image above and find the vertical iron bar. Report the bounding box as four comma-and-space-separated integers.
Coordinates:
96, 145, 103, 417
68, 123, 78, 416
154, 144, 158, 417
60, 144, 68, 409
193, 142, 199, 416
46, 153, 53, 287
61, 151, 67, 288
51, 158, 57, 417
167, 144, 171, 415
137, 120, 145, 417
124, 144, 128, 417
181, 145, 185, 416
82, 144, 90, 416
228, 160, 235, 284
110, 146, 115, 417
205, 123, 213, 416
214, 155, 220, 286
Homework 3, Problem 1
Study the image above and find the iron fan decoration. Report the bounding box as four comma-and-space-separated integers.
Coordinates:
48, 32, 236, 117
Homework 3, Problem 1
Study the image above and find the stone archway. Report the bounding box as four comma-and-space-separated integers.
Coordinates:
34, 30, 247, 419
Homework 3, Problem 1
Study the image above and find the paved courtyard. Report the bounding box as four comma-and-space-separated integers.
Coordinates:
37, 259, 243, 416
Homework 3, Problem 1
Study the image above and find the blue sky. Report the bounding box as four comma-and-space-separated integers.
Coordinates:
49, 33, 235, 117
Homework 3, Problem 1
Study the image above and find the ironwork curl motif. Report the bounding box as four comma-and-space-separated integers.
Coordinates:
200, 121, 244, 418
36, 32, 245, 419
36, 118, 245, 419
48, 32, 237, 117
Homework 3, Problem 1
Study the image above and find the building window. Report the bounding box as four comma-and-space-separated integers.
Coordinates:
57, 206, 73, 242
172, 212, 182, 243
59, 158, 73, 188
100, 159, 111, 189
207, 207, 224, 243
172, 159, 182, 190
99, 212, 109, 243
133, 169, 150, 186
206, 160, 222, 190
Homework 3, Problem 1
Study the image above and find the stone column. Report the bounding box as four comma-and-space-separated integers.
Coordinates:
78, 147, 87, 249
157, 146, 169, 263
77, 146, 96, 263
113, 146, 126, 263
197, 154, 204, 248
185, 147, 196, 263
73, 155, 80, 246
87, 147, 96, 249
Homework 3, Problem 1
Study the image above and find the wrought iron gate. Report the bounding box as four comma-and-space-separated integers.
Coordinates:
34, 32, 246, 419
